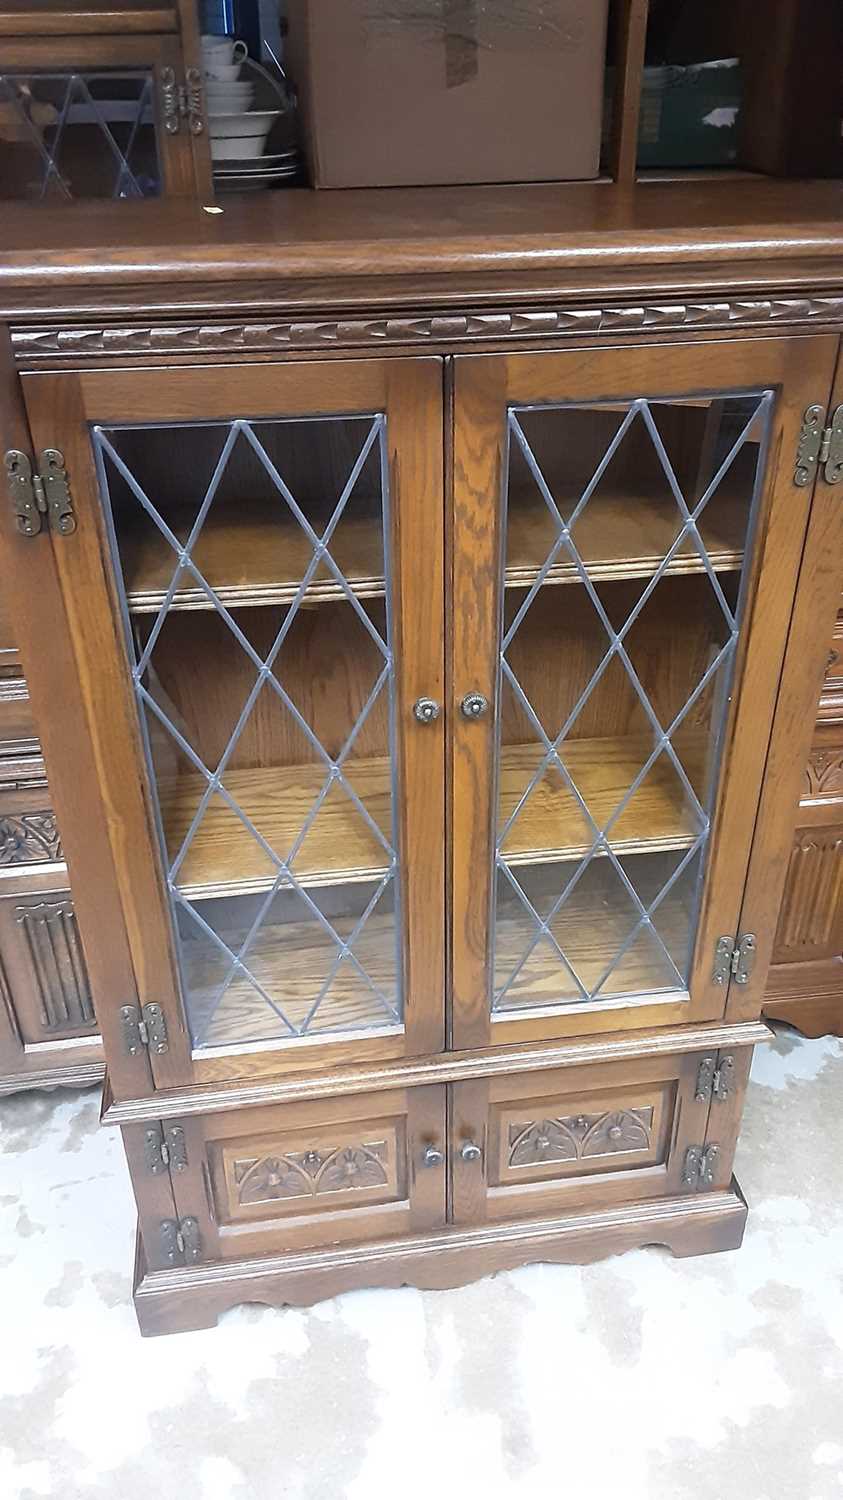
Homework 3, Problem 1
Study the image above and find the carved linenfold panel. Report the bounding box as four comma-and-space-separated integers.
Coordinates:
12, 295, 843, 361
233, 1141, 390, 1207
803, 750, 843, 804
17, 901, 95, 1033
508, 1108, 654, 1169
775, 835, 843, 955
0, 813, 62, 866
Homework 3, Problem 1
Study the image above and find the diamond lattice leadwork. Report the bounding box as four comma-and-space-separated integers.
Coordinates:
93, 415, 401, 1048
0, 72, 159, 200
493, 391, 774, 1015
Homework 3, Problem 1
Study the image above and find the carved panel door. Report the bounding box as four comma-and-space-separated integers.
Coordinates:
451, 337, 839, 1049
449, 1050, 725, 1225
21, 357, 445, 1098
162, 1086, 446, 1265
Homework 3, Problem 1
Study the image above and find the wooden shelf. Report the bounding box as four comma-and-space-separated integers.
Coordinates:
159, 758, 394, 901
0, 2, 177, 35
121, 477, 748, 614
159, 731, 706, 902
121, 500, 385, 614
506, 480, 750, 589
185, 911, 398, 1048
499, 732, 708, 865
494, 872, 692, 1012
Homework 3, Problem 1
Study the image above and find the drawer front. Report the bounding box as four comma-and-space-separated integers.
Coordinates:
451, 1052, 729, 1224
165, 1086, 446, 1261
0, 873, 95, 1045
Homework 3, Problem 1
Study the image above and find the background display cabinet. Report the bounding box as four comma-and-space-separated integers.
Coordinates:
0, 0, 210, 201
1, 181, 842, 1331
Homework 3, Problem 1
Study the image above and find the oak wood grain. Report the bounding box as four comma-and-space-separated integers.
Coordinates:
132, 1184, 749, 1333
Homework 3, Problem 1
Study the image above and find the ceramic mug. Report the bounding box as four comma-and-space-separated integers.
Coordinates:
200, 35, 248, 63
203, 59, 244, 80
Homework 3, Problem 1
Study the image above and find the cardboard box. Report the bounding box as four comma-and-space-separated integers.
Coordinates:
285, 0, 610, 189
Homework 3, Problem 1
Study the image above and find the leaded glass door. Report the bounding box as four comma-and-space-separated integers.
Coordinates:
21, 358, 445, 1093
0, 36, 204, 200
451, 338, 837, 1049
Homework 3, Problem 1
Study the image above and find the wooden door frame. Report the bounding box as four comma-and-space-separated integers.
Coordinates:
20, 354, 446, 1097
449, 1049, 715, 1225
450, 335, 839, 1051
2, 32, 201, 198
0, 330, 150, 1097
168, 1084, 447, 1262
731, 340, 843, 1020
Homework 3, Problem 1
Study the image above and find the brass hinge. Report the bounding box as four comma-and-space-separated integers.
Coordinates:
182, 67, 204, 134
120, 1002, 169, 1057
712, 934, 756, 986
5, 448, 75, 538
822, 404, 843, 484
795, 404, 843, 487
144, 1123, 188, 1175
160, 1216, 202, 1265
695, 1053, 736, 1104
682, 1143, 720, 1189
159, 66, 204, 135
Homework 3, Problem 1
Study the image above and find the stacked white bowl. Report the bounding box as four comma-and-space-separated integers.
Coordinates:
201, 34, 279, 161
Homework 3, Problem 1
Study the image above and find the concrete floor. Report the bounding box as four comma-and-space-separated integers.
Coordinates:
0, 1029, 841, 1500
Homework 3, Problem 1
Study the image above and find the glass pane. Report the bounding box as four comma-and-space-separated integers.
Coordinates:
0, 72, 161, 200
93, 413, 402, 1051
494, 391, 772, 1018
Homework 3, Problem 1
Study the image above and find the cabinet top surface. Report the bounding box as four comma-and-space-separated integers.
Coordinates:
2, 179, 842, 296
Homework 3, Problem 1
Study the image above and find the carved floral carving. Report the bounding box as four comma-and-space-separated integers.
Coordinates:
508, 1108, 653, 1169
13, 295, 843, 362
234, 1140, 389, 1206
803, 750, 843, 802
0, 812, 62, 865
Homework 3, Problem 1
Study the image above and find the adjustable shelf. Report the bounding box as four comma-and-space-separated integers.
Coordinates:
493, 862, 692, 1013
499, 731, 708, 866
506, 481, 750, 590
121, 476, 751, 615
159, 756, 393, 901
121, 500, 386, 613
158, 729, 707, 905
186, 910, 398, 1048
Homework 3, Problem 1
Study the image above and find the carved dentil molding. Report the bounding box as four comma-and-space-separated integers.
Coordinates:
13, 294, 843, 359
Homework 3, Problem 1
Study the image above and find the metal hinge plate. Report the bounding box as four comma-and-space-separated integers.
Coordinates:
159, 65, 204, 135
160, 1216, 202, 1265
682, 1143, 720, 1189
795, 404, 826, 486
822, 404, 843, 485
144, 1123, 188, 1175
121, 1002, 169, 1057
795, 404, 843, 487
4, 448, 75, 537
712, 934, 756, 986
695, 1053, 736, 1104
732, 934, 756, 985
